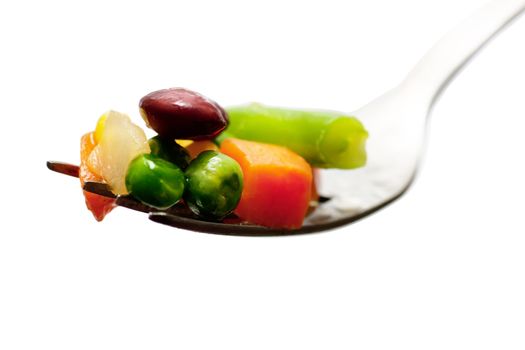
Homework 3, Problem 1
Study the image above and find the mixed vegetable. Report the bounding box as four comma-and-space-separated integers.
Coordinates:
79, 87, 368, 229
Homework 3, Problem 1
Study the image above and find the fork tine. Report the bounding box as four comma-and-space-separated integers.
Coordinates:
82, 182, 116, 198
148, 212, 255, 235
82, 181, 180, 215
116, 195, 156, 213
83, 181, 161, 215
46, 161, 79, 178
148, 212, 292, 236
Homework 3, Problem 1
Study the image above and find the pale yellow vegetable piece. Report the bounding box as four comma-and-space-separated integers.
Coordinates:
94, 113, 107, 144
93, 110, 150, 195
176, 139, 193, 148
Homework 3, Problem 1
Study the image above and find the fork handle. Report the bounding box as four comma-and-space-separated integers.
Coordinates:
401, 0, 525, 109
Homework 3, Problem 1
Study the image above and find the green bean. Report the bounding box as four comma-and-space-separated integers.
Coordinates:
218, 103, 368, 169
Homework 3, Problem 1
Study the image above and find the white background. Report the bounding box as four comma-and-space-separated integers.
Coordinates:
1, 0, 524, 349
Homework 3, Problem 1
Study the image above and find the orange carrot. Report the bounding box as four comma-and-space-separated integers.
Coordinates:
220, 138, 312, 229
185, 140, 219, 159
80, 132, 116, 221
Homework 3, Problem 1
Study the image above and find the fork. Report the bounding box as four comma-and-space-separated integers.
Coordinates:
48, 0, 525, 235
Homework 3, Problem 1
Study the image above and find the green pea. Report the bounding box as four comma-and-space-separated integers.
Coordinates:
148, 135, 190, 170
184, 151, 243, 220
125, 154, 185, 210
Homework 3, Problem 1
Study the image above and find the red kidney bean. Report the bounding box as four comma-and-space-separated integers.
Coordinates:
139, 88, 228, 140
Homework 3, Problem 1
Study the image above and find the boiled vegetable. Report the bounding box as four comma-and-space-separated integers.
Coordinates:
185, 140, 219, 159
148, 135, 190, 170
80, 132, 116, 221
220, 138, 312, 229
90, 111, 150, 195
139, 88, 228, 140
218, 103, 368, 169
94, 113, 107, 144
125, 154, 185, 210
184, 151, 243, 220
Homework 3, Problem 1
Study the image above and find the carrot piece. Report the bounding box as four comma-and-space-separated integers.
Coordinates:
80, 132, 116, 221
185, 140, 219, 159
220, 138, 312, 229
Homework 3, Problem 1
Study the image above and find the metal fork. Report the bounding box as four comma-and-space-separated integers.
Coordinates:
48, 0, 525, 235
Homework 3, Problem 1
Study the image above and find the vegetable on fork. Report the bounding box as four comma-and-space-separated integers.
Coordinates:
79, 132, 116, 221
220, 138, 313, 229
218, 103, 368, 169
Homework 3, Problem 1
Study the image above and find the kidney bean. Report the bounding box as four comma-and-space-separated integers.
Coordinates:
139, 88, 228, 140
